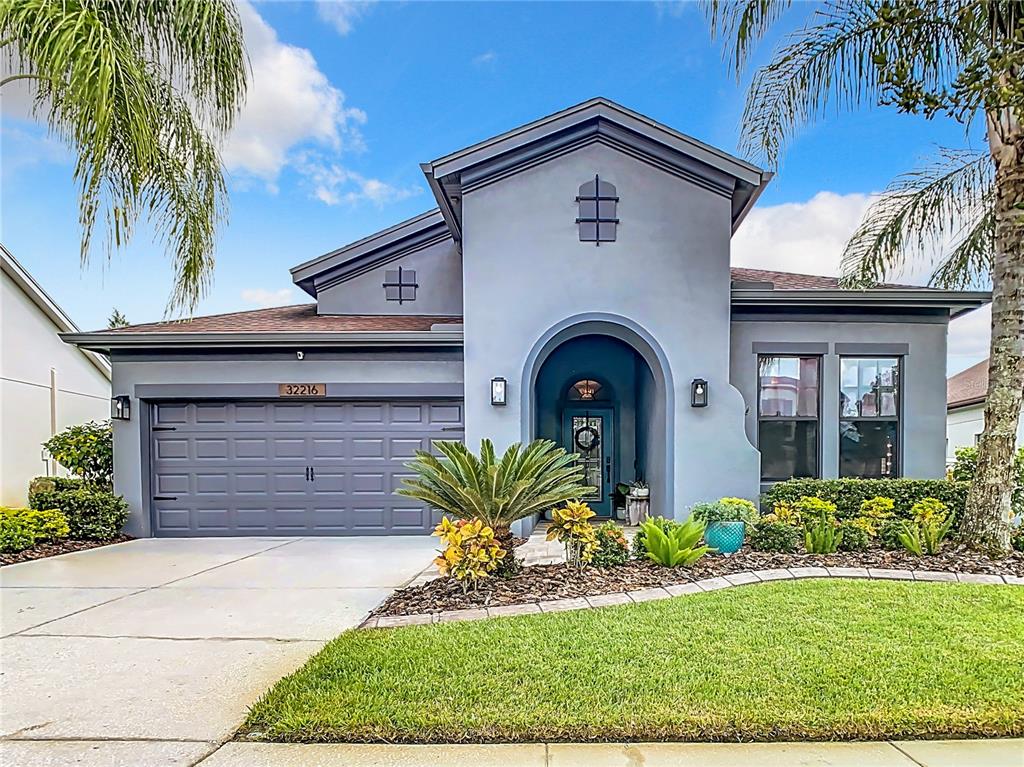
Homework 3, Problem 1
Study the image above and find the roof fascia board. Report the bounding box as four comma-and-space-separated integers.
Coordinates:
421, 164, 462, 247
311, 226, 452, 294
60, 330, 465, 352
947, 397, 986, 411
731, 289, 991, 318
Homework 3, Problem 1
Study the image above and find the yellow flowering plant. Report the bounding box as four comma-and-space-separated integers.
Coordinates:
432, 517, 506, 592
547, 500, 599, 570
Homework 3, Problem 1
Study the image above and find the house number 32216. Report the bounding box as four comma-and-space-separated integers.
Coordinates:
278, 383, 326, 397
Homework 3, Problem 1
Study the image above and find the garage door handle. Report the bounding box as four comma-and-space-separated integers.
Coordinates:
152, 426, 177, 432
441, 426, 464, 432
153, 496, 177, 501
309, 466, 315, 481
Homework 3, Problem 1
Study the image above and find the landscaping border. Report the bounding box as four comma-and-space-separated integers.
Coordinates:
359, 567, 1023, 629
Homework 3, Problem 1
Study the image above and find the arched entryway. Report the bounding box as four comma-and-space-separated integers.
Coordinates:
523, 315, 673, 520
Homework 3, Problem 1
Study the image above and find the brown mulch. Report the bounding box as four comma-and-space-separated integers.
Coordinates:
0, 535, 133, 566
372, 545, 1024, 617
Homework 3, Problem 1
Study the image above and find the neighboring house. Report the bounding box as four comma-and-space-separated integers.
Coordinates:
63, 99, 990, 538
946, 358, 1024, 463
1, 244, 112, 506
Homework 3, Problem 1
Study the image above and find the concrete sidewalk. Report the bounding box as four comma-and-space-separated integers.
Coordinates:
193, 739, 1022, 766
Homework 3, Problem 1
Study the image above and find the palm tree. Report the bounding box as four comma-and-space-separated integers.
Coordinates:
1, 0, 248, 313
708, 0, 1022, 554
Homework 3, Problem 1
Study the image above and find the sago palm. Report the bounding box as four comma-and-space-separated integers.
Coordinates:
397, 438, 595, 563
0, 0, 248, 313
708, 0, 1023, 554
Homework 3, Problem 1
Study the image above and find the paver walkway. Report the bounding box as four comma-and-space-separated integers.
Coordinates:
0, 536, 436, 767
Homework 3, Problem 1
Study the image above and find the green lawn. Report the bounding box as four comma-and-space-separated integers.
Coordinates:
242, 580, 1024, 743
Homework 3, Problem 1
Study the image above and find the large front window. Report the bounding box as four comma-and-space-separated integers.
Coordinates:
758, 355, 820, 481
839, 357, 900, 477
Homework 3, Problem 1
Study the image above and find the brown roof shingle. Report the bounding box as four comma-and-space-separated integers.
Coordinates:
948, 359, 989, 409
100, 304, 461, 334
730, 267, 919, 290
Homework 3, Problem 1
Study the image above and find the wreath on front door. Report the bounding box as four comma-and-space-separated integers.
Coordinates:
574, 425, 600, 452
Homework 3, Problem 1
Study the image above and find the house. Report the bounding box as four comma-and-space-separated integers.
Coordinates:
946, 358, 1024, 463
1, 244, 112, 506
62, 99, 990, 538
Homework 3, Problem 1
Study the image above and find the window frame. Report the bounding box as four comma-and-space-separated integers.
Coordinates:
756, 354, 823, 482
838, 355, 903, 478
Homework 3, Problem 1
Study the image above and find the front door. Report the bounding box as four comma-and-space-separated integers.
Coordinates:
562, 407, 614, 516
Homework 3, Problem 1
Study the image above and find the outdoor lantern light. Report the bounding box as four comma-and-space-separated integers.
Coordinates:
690, 379, 708, 408
490, 377, 507, 406
111, 395, 131, 421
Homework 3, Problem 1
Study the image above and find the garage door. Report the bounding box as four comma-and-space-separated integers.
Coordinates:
149, 399, 463, 536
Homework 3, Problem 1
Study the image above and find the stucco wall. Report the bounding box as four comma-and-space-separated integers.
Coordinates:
110, 351, 463, 536
460, 142, 760, 521
946, 402, 1024, 463
1, 271, 110, 506
729, 315, 949, 480
316, 238, 463, 316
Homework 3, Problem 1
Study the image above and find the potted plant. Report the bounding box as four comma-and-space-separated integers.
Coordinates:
690, 497, 758, 555
613, 482, 631, 520
630, 480, 649, 498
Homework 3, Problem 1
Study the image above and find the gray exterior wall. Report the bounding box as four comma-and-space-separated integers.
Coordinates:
315, 238, 463, 316
110, 350, 463, 537
460, 142, 760, 524
729, 314, 949, 480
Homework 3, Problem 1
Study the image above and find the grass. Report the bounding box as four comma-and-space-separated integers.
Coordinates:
242, 580, 1024, 743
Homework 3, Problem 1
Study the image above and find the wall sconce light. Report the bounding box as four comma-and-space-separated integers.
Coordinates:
690, 378, 708, 408
490, 377, 507, 406
111, 395, 131, 421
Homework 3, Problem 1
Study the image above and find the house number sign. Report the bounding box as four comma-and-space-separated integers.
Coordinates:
278, 383, 326, 397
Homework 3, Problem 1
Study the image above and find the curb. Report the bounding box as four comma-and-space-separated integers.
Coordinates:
359, 567, 1023, 629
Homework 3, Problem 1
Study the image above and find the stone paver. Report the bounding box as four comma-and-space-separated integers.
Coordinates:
377, 613, 434, 628
788, 566, 830, 579
826, 566, 870, 578
585, 592, 633, 608
868, 568, 915, 580
627, 587, 672, 602
914, 570, 958, 582
486, 603, 542, 618
755, 568, 795, 581
665, 582, 705, 596
438, 608, 489, 623
723, 571, 761, 586
539, 597, 591, 613
957, 573, 1006, 584
694, 576, 732, 591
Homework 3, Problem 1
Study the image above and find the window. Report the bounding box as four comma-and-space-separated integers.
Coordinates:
576, 175, 618, 244
839, 357, 900, 478
382, 266, 417, 304
758, 355, 820, 481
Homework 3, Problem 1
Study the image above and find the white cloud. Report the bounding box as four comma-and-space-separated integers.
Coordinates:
473, 51, 498, 67
948, 304, 991, 374
222, 1, 367, 183
317, 1, 374, 36
240, 287, 296, 308
294, 153, 421, 206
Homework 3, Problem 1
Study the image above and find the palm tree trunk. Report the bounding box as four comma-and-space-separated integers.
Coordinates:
960, 107, 1024, 555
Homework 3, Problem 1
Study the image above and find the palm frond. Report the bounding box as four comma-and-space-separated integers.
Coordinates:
705, 0, 793, 75
839, 149, 994, 289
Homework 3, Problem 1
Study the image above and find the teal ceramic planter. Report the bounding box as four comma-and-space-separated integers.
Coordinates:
705, 520, 745, 554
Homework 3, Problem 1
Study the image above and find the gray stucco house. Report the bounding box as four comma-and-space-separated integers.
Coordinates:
64, 99, 989, 538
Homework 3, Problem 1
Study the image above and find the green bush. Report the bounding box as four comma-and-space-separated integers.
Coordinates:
748, 520, 800, 553
43, 420, 114, 487
640, 517, 711, 567
762, 479, 969, 525
29, 479, 128, 540
897, 498, 954, 556
690, 498, 758, 526
804, 504, 842, 554
879, 518, 905, 550
592, 521, 630, 567
1012, 526, 1023, 552
631, 515, 678, 559
951, 445, 1024, 518
837, 521, 870, 552
0, 507, 70, 553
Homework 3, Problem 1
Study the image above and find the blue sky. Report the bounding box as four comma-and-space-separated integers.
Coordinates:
0, 1, 990, 371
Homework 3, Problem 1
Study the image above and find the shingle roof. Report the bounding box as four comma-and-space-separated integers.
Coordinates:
947, 359, 989, 409
730, 267, 918, 290
99, 304, 461, 334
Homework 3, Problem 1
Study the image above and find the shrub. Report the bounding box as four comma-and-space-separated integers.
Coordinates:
640, 517, 711, 567
691, 498, 758, 526
43, 421, 114, 487
591, 521, 629, 567
837, 521, 870, 552
631, 515, 678, 559
29, 480, 129, 540
0, 515, 35, 553
804, 504, 842, 554
1012, 526, 1024, 553
762, 500, 803, 527
547, 501, 599, 569
762, 479, 969, 525
432, 517, 506, 591
857, 497, 895, 536
749, 520, 800, 553
879, 518, 905, 550
0, 507, 70, 553
897, 498, 954, 556
951, 445, 1024, 518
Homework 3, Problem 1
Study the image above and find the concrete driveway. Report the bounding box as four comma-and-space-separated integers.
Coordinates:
0, 536, 436, 766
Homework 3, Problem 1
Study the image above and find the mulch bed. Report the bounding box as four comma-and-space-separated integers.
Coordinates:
0, 535, 133, 567
373, 545, 1024, 617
